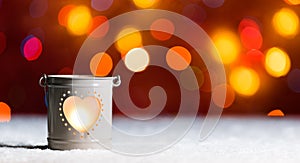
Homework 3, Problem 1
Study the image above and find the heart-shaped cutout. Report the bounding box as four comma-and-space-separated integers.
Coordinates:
63, 96, 101, 133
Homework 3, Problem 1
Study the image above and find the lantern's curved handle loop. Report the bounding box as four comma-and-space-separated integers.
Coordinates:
39, 74, 48, 88
39, 74, 49, 109
112, 75, 121, 87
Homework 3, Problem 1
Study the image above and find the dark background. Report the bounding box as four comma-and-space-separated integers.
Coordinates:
0, 0, 300, 115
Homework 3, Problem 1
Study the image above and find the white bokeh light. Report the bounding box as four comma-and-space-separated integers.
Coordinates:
124, 48, 150, 72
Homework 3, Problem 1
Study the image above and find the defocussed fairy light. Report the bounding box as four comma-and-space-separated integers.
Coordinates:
230, 51, 263, 69
182, 3, 207, 24
150, 18, 175, 41
240, 26, 263, 50
90, 52, 113, 76
87, 16, 109, 38
287, 69, 300, 93
267, 109, 285, 117
284, 0, 300, 5
203, 0, 225, 8
21, 35, 43, 61
91, 0, 114, 11
124, 48, 150, 72
0, 102, 11, 122
264, 47, 291, 77
58, 4, 75, 27
238, 17, 261, 33
115, 27, 143, 58
67, 5, 92, 36
179, 66, 204, 91
29, 0, 48, 18
212, 29, 240, 64
0, 32, 6, 55
272, 8, 299, 38
230, 67, 260, 96
212, 84, 235, 108
243, 49, 264, 66
166, 46, 192, 71
132, 0, 158, 8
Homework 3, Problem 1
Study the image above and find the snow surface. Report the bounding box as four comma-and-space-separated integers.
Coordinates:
0, 115, 300, 163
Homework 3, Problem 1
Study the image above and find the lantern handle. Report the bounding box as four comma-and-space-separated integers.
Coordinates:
112, 75, 121, 87
39, 74, 48, 87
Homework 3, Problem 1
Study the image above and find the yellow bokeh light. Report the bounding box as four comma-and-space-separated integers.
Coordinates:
133, 0, 157, 8
124, 48, 150, 72
272, 8, 299, 38
115, 27, 143, 57
284, 0, 300, 5
230, 67, 260, 96
212, 29, 240, 64
265, 47, 291, 77
67, 6, 92, 36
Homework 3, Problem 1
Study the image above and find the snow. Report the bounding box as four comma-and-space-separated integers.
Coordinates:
0, 115, 300, 163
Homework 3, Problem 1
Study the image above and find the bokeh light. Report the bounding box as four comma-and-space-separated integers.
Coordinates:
115, 27, 143, 57
284, 0, 300, 5
272, 8, 299, 38
87, 16, 109, 38
29, 0, 48, 18
212, 29, 240, 64
0, 102, 11, 122
124, 48, 150, 72
166, 46, 192, 71
179, 66, 204, 91
287, 68, 300, 93
203, 0, 225, 8
246, 49, 264, 64
0, 32, 6, 55
234, 49, 264, 68
150, 18, 175, 41
212, 84, 235, 108
238, 17, 261, 33
182, 3, 206, 24
240, 26, 263, 49
3, 0, 300, 116
58, 4, 75, 27
132, 0, 157, 8
267, 109, 285, 117
21, 35, 43, 61
91, 0, 114, 11
230, 67, 260, 96
264, 47, 291, 77
90, 52, 113, 76
67, 5, 92, 36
